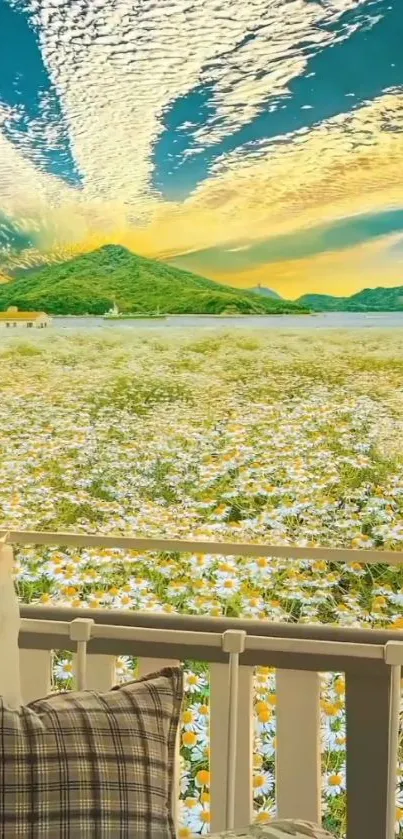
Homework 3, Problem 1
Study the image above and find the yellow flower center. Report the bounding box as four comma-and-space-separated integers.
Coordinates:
322, 701, 338, 716
334, 679, 345, 695
184, 798, 198, 809
196, 770, 210, 787
374, 596, 386, 606
255, 812, 271, 824
223, 579, 235, 589
253, 774, 265, 789
182, 731, 198, 747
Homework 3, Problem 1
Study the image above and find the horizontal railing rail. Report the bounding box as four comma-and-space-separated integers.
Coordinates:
19, 603, 403, 671
2, 527, 403, 565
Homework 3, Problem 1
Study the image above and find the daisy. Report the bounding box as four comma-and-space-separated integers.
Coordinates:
184, 671, 208, 694
324, 771, 346, 797
186, 802, 211, 835
253, 771, 274, 798
54, 659, 74, 681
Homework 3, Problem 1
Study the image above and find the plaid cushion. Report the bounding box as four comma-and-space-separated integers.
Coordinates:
0, 666, 183, 838
210, 822, 336, 838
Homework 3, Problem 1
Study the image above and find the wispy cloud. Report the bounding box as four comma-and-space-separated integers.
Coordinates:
7, 0, 370, 209
1, 0, 402, 295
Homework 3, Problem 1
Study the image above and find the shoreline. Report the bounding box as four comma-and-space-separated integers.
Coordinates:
53, 312, 313, 320
52, 311, 401, 320
1, 313, 401, 335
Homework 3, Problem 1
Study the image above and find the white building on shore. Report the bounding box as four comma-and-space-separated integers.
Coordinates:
0, 307, 52, 329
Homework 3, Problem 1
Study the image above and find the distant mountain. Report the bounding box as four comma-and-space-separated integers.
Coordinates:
0, 245, 307, 316
249, 285, 282, 300
296, 293, 346, 311
297, 286, 403, 312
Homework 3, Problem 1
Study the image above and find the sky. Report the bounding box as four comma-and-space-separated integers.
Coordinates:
0, 0, 402, 298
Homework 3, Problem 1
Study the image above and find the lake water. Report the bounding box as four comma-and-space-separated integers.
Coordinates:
50, 312, 403, 331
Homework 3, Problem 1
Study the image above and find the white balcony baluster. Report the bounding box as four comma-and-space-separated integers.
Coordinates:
210, 661, 230, 833
20, 648, 52, 703
70, 618, 94, 691
86, 655, 117, 691
275, 669, 321, 824
210, 641, 253, 832
234, 664, 254, 828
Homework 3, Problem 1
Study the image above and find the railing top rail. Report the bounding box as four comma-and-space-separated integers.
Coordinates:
2, 529, 403, 565
22, 616, 403, 662
20, 603, 403, 646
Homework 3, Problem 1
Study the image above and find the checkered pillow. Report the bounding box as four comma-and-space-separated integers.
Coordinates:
0, 666, 183, 838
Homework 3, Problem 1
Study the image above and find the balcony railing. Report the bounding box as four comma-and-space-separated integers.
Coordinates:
3, 529, 403, 839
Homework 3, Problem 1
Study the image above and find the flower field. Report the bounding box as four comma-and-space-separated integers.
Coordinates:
2, 326, 403, 836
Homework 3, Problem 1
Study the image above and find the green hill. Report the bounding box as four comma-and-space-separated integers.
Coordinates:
298, 286, 403, 312
0, 245, 307, 316
296, 293, 347, 311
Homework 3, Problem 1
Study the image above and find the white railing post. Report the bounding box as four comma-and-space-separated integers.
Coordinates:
234, 664, 254, 828
384, 642, 403, 839
210, 631, 253, 833
210, 662, 230, 833
86, 655, 117, 692
20, 649, 52, 703
222, 629, 246, 831
70, 618, 94, 690
0, 539, 21, 709
275, 669, 321, 823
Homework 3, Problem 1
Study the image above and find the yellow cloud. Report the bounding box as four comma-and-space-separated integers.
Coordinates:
183, 90, 403, 244
208, 234, 403, 300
